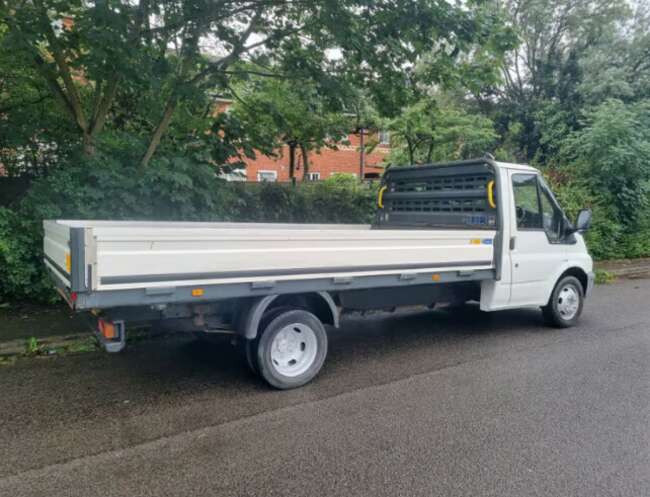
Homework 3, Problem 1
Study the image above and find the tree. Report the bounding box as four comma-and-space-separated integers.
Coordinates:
564, 99, 650, 227
493, 0, 631, 161
577, 1, 650, 105
231, 76, 350, 181
1, 0, 513, 170
0, 26, 77, 175
387, 96, 497, 165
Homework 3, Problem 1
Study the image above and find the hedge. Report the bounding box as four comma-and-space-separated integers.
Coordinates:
1, 153, 649, 303
0, 155, 376, 302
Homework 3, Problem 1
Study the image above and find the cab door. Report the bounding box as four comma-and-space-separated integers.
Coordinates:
508, 172, 567, 306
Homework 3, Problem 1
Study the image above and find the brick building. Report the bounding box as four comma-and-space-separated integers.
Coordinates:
215, 99, 390, 182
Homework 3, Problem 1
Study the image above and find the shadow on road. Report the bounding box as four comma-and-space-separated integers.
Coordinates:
0, 300, 604, 480
116, 303, 552, 398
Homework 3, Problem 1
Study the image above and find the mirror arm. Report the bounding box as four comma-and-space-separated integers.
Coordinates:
561, 217, 577, 238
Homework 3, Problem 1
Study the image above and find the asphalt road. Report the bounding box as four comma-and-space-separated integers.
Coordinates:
1, 279, 648, 497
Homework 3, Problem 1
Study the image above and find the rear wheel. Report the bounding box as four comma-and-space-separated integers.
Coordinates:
255, 309, 328, 389
542, 275, 584, 328
243, 306, 294, 375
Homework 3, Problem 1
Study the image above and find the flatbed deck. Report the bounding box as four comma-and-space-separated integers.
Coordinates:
44, 220, 496, 309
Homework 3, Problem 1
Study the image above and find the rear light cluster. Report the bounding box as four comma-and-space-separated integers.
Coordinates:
98, 319, 117, 340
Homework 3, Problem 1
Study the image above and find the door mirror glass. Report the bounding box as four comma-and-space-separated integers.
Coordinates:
575, 209, 592, 233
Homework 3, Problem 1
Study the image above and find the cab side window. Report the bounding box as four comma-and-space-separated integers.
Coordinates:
539, 185, 563, 241
512, 174, 542, 230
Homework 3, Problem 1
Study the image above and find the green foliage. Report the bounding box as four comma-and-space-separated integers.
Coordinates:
230, 76, 351, 178
3, 0, 650, 304
545, 169, 624, 260
564, 99, 650, 227
24, 337, 40, 356
0, 206, 55, 300
1, 0, 513, 168
594, 269, 615, 285
387, 97, 497, 165
229, 180, 376, 225
0, 153, 376, 302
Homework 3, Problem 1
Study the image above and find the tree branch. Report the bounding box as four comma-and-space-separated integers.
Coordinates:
140, 26, 201, 167
189, 22, 305, 86
35, 0, 88, 132
89, 76, 120, 138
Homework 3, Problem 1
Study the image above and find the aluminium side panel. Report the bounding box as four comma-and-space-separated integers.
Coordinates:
89, 226, 496, 291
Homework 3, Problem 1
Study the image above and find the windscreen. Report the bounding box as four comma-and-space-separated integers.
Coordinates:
374, 162, 497, 230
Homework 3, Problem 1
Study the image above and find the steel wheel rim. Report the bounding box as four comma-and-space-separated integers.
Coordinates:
270, 323, 318, 377
557, 284, 580, 320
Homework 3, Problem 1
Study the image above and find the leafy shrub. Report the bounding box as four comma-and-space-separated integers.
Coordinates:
594, 269, 614, 285
4, 147, 650, 303
546, 166, 650, 260
0, 154, 377, 302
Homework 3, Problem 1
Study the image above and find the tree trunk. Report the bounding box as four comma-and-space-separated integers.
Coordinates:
300, 143, 309, 181
83, 132, 95, 156
406, 137, 415, 165
288, 142, 297, 182
426, 141, 435, 163
358, 128, 365, 181
89, 76, 120, 140
140, 97, 177, 168
140, 27, 199, 168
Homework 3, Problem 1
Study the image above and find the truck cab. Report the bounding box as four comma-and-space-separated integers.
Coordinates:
479, 161, 594, 313
374, 159, 594, 317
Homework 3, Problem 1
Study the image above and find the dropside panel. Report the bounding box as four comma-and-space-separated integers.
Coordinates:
89, 226, 496, 291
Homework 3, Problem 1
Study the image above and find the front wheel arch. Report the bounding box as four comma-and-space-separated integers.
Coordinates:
557, 267, 589, 296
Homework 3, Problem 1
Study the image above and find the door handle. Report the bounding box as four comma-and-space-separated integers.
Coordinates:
509, 236, 516, 250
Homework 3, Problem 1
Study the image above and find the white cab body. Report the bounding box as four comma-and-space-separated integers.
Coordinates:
480, 162, 593, 311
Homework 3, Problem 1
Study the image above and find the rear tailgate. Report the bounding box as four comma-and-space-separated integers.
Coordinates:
43, 220, 72, 289
43, 221, 90, 304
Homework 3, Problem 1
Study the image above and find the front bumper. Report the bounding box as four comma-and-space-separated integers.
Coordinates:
586, 271, 595, 298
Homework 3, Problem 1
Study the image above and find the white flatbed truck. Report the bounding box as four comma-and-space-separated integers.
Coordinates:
43, 158, 594, 389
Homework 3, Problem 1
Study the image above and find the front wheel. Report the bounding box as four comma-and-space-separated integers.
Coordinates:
542, 275, 584, 328
255, 309, 328, 389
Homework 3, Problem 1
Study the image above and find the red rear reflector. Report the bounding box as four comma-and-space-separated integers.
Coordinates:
99, 319, 116, 339
70, 292, 78, 302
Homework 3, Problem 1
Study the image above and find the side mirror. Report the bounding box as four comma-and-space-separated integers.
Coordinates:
575, 209, 592, 233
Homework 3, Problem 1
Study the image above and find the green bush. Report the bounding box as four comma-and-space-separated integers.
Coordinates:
0, 154, 377, 303
3, 149, 649, 304
546, 167, 650, 260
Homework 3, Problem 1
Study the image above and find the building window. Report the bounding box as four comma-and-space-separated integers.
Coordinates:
378, 130, 390, 145
257, 170, 278, 182
305, 172, 320, 181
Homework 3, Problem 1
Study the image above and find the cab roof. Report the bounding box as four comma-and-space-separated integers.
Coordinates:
494, 161, 540, 173
384, 158, 540, 174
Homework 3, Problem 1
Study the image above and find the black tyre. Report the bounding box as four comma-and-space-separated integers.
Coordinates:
255, 309, 328, 389
542, 275, 584, 328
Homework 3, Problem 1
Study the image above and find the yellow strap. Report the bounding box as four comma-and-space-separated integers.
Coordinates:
377, 185, 388, 208
487, 180, 496, 209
